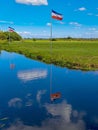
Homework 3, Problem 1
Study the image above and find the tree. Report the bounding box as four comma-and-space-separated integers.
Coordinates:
66, 36, 72, 39
4, 31, 22, 41
0, 31, 7, 40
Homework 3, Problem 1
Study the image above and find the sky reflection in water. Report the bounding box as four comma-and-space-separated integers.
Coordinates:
0, 51, 98, 130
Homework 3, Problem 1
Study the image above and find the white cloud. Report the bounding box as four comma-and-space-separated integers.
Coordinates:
69, 22, 82, 27
56, 21, 65, 25
76, 7, 86, 11
18, 31, 50, 38
88, 28, 96, 31
17, 31, 33, 38
0, 20, 14, 24
46, 23, 52, 26
15, 0, 48, 5
17, 31, 32, 35
59, 21, 65, 24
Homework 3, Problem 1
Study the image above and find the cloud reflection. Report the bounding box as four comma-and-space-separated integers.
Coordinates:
45, 100, 72, 122
6, 100, 86, 130
17, 69, 47, 82
36, 90, 47, 103
8, 94, 33, 108
25, 93, 33, 107
44, 100, 86, 130
8, 98, 22, 108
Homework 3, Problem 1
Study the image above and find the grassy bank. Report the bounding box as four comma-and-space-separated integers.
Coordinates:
0, 39, 98, 70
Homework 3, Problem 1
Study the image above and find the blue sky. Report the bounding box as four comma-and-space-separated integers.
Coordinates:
0, 0, 98, 38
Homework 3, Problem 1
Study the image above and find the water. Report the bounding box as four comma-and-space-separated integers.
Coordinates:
0, 51, 98, 130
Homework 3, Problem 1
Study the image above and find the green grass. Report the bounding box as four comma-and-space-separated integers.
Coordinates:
0, 39, 98, 70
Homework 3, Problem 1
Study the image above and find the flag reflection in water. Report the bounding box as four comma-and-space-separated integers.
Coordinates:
10, 64, 15, 69
50, 92, 61, 101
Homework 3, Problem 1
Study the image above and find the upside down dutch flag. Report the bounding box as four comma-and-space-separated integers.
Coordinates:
8, 27, 15, 32
51, 10, 63, 20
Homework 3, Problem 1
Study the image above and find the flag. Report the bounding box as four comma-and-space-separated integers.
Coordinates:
50, 92, 61, 101
51, 10, 63, 20
8, 27, 15, 32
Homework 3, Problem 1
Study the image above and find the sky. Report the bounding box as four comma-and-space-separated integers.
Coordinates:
0, 0, 98, 38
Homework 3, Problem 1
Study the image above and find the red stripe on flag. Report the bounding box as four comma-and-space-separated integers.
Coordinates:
52, 15, 63, 20
9, 29, 14, 32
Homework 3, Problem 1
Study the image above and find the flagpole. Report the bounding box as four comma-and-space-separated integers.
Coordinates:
50, 10, 63, 101
50, 12, 53, 101
8, 27, 15, 44
9, 31, 10, 44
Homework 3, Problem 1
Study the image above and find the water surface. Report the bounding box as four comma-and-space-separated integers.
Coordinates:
0, 51, 98, 130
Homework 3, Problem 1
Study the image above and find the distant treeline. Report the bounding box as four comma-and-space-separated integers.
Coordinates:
0, 31, 22, 41
24, 37, 98, 41
1, 31, 98, 41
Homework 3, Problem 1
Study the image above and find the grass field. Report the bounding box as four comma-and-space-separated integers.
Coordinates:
0, 39, 98, 70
